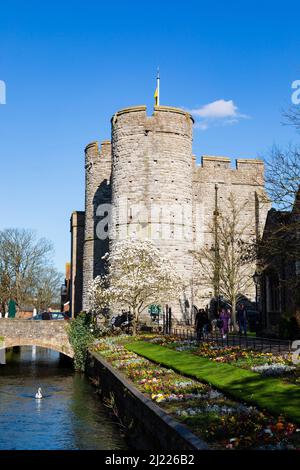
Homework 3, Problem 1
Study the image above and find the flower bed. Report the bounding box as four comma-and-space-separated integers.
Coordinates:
141, 335, 300, 382
251, 364, 296, 376
92, 336, 300, 450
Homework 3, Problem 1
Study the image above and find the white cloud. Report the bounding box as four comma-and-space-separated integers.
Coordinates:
188, 99, 249, 130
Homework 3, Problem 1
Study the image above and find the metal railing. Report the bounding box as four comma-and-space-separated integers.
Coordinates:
168, 328, 292, 354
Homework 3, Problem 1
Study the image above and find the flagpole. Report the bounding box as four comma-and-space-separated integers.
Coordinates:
157, 68, 160, 106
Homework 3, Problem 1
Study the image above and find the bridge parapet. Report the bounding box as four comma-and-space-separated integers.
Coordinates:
0, 319, 74, 358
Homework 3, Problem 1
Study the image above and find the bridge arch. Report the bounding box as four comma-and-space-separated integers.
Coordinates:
3, 339, 74, 358
0, 319, 74, 359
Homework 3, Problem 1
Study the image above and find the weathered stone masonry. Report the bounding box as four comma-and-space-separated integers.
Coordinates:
0, 319, 73, 357
81, 140, 111, 311
70, 211, 85, 317
71, 104, 270, 321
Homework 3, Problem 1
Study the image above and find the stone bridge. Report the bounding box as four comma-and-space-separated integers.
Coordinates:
0, 319, 74, 358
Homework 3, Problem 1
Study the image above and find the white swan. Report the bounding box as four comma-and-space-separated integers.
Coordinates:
35, 387, 43, 399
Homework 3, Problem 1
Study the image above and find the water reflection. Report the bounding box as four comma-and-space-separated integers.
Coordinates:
0, 346, 127, 450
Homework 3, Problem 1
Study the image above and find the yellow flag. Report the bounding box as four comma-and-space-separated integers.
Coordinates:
154, 87, 158, 105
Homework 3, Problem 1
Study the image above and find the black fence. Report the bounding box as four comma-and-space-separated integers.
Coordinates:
162, 306, 172, 335
168, 328, 292, 354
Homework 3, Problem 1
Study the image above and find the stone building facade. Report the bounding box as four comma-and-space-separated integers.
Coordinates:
259, 191, 300, 336
70, 211, 85, 317
70, 104, 270, 322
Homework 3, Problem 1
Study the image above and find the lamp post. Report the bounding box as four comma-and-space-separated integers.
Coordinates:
213, 184, 220, 313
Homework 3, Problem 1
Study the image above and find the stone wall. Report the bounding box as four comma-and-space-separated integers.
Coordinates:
82, 141, 112, 311
87, 351, 208, 450
70, 211, 85, 317
192, 156, 271, 308
0, 319, 73, 357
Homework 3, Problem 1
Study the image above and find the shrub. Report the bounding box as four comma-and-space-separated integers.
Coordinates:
68, 312, 93, 371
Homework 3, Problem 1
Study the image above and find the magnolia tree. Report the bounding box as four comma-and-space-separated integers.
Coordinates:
87, 237, 181, 335
87, 275, 111, 325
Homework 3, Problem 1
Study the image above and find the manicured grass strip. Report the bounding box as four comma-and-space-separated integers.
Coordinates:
126, 341, 300, 424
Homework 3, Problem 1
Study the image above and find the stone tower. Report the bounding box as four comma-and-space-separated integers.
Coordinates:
110, 105, 195, 320
72, 101, 271, 322
82, 140, 111, 311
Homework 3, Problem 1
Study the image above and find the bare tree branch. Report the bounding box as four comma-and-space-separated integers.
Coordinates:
192, 194, 256, 324
0, 228, 62, 313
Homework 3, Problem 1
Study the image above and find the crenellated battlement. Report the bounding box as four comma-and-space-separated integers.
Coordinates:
99, 140, 111, 159
85, 140, 111, 163
153, 105, 194, 122
112, 105, 147, 120
198, 155, 264, 170
193, 155, 265, 186
235, 158, 264, 170
85, 141, 99, 153
112, 105, 193, 121
111, 105, 194, 138
201, 155, 231, 169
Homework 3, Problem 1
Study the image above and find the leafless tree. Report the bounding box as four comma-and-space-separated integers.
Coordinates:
0, 228, 62, 313
33, 267, 63, 312
261, 107, 300, 264
265, 144, 300, 212
192, 194, 256, 325
283, 105, 300, 135
258, 110, 300, 307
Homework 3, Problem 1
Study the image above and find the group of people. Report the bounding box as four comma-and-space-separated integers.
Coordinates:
194, 303, 248, 340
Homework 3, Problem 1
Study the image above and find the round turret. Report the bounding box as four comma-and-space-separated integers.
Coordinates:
82, 140, 111, 311
110, 105, 194, 320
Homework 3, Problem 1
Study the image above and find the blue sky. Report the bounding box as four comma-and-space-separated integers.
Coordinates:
0, 0, 299, 271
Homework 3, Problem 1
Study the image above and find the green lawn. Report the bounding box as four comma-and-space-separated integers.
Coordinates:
126, 341, 300, 424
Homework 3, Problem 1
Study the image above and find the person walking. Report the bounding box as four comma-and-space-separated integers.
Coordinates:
203, 308, 211, 337
195, 308, 207, 341
215, 310, 223, 334
220, 308, 231, 339
237, 303, 248, 336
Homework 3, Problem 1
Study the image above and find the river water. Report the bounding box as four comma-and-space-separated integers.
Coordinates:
0, 346, 128, 450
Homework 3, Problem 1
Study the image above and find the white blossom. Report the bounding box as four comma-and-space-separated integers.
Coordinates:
87, 237, 182, 334
251, 363, 296, 376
